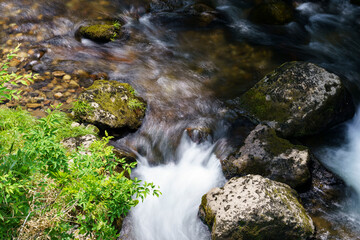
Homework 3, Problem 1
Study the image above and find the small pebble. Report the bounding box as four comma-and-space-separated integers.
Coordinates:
69, 80, 79, 88
54, 92, 63, 99
71, 122, 80, 128
52, 85, 64, 92
26, 103, 42, 109
63, 74, 71, 81
53, 71, 66, 77
17, 52, 28, 58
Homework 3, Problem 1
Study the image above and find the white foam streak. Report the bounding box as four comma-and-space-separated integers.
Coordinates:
325, 110, 360, 200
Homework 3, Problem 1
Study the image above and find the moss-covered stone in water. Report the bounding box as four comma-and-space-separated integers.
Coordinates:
78, 24, 120, 42
240, 86, 290, 123
221, 124, 311, 189
77, 80, 146, 130
238, 61, 354, 137
199, 194, 215, 229
262, 128, 307, 156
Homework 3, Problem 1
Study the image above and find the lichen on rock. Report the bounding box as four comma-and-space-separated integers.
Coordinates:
74, 80, 146, 130
199, 175, 315, 240
239, 61, 354, 137
221, 124, 310, 189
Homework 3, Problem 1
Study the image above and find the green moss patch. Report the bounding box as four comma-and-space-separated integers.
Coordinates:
78, 80, 146, 129
78, 23, 121, 42
240, 86, 290, 123
261, 128, 307, 156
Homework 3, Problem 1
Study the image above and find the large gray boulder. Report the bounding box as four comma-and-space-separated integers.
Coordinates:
74, 80, 146, 130
239, 62, 354, 137
199, 175, 315, 240
221, 124, 310, 189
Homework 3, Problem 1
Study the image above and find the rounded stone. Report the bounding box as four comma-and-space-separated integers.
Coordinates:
74, 80, 147, 130
199, 175, 315, 240
239, 62, 354, 137
221, 124, 311, 189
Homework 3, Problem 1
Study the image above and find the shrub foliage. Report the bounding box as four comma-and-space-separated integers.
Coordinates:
0, 107, 160, 239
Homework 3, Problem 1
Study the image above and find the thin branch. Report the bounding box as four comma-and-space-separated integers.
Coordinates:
17, 210, 31, 240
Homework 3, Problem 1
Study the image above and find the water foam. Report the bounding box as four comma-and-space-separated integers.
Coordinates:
121, 133, 225, 240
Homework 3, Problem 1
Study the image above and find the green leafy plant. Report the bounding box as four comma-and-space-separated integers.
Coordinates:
0, 44, 36, 103
113, 21, 121, 29
72, 100, 94, 119
110, 21, 121, 41
0, 107, 160, 239
128, 98, 146, 111
48, 134, 160, 239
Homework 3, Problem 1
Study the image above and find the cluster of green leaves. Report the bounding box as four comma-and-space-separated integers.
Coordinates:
110, 21, 121, 41
0, 108, 70, 238
0, 107, 160, 239
72, 100, 94, 119
125, 85, 146, 111
0, 107, 93, 151
51, 134, 160, 239
113, 21, 121, 29
0, 44, 36, 103
128, 98, 146, 111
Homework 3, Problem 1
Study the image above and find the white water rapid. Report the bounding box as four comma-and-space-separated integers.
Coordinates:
322, 108, 360, 204
120, 132, 226, 240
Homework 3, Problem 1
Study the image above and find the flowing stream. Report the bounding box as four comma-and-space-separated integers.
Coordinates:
1, 0, 360, 239
120, 133, 225, 240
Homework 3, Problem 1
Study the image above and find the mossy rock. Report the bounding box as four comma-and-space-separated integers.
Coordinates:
75, 80, 146, 130
249, 0, 294, 25
221, 124, 310, 189
199, 175, 315, 240
239, 61, 354, 138
77, 23, 121, 42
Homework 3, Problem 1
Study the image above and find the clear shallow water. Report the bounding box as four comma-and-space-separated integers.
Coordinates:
1, 0, 360, 239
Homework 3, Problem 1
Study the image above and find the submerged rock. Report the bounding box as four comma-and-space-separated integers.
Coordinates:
300, 157, 347, 239
185, 127, 212, 144
221, 124, 310, 189
113, 148, 137, 163
248, 0, 294, 25
74, 80, 146, 130
249, 0, 294, 25
199, 175, 315, 240
239, 62, 354, 138
76, 23, 121, 43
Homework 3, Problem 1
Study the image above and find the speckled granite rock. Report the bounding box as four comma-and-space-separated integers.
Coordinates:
240, 62, 354, 137
221, 124, 311, 189
199, 175, 314, 240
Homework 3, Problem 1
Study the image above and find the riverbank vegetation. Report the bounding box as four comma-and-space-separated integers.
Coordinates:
0, 50, 160, 239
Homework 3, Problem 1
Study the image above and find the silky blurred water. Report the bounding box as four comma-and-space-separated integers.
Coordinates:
120, 133, 225, 240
